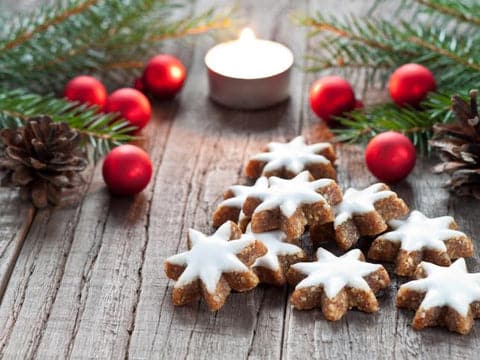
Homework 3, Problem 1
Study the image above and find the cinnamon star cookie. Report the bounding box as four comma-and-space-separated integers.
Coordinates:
247, 225, 305, 286
164, 221, 267, 311
212, 177, 269, 230
368, 210, 473, 276
397, 259, 480, 334
242, 171, 342, 240
286, 248, 390, 321
245, 136, 336, 180
311, 183, 408, 250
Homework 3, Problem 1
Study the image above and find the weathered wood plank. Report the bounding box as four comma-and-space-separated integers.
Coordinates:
36, 105, 177, 360
0, 1, 479, 359
0, 61, 181, 360
0, 0, 199, 357
0, 1, 185, 358
0, 100, 177, 359
0, 190, 34, 299
126, 0, 309, 358
0, 196, 86, 358
392, 159, 480, 359
282, 2, 480, 359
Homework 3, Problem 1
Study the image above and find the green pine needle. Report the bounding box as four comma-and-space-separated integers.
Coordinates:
0, 89, 136, 160
0, 0, 232, 93
295, 0, 479, 151
412, 0, 480, 26
295, 10, 480, 91
0, 0, 232, 161
333, 92, 455, 154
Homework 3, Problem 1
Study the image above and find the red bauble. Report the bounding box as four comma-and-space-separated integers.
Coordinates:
309, 76, 356, 124
142, 54, 186, 99
365, 131, 416, 183
133, 77, 145, 93
102, 144, 153, 196
388, 63, 436, 107
64, 75, 107, 109
105, 88, 151, 130
354, 99, 364, 109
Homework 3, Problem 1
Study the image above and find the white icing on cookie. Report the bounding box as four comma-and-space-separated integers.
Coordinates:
166, 222, 256, 293
219, 177, 269, 223
246, 225, 303, 271
334, 183, 394, 227
292, 248, 382, 298
247, 171, 335, 217
379, 210, 467, 252
251, 136, 333, 175
400, 259, 480, 316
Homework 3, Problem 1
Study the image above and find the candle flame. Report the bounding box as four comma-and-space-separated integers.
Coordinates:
239, 28, 256, 42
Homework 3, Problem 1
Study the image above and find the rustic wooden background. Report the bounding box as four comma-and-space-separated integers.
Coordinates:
1, 0, 479, 359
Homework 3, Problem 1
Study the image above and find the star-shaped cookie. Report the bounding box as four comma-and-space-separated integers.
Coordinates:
247, 225, 305, 286
212, 177, 269, 230
311, 183, 408, 250
242, 171, 343, 240
286, 248, 390, 320
397, 259, 480, 334
368, 210, 473, 276
245, 136, 336, 180
164, 221, 267, 311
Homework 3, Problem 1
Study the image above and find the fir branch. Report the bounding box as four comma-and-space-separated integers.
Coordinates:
295, 0, 480, 152
0, 90, 135, 160
0, 0, 99, 52
333, 92, 454, 153
413, 0, 480, 26
295, 1, 480, 90
406, 32, 480, 72
30, 11, 230, 75
147, 10, 231, 42
0, 0, 232, 93
301, 16, 395, 54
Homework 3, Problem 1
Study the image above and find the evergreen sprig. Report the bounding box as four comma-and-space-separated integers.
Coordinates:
333, 92, 454, 153
0, 0, 231, 93
414, 0, 480, 26
296, 10, 480, 90
295, 0, 479, 151
0, 90, 135, 160
0, 0, 231, 161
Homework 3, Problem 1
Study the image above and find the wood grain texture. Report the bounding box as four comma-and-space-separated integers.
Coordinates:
0, 190, 34, 300
282, 1, 480, 359
127, 0, 308, 358
0, 0, 479, 359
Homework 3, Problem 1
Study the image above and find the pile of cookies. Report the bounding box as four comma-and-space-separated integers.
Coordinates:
164, 136, 480, 335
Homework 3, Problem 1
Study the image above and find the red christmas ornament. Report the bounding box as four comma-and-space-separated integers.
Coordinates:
64, 75, 107, 109
309, 76, 356, 124
133, 77, 145, 93
105, 88, 151, 130
102, 144, 153, 196
365, 131, 416, 183
354, 99, 364, 109
388, 63, 436, 107
142, 54, 186, 99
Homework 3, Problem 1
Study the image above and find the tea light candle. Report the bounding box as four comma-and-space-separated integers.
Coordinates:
205, 28, 294, 110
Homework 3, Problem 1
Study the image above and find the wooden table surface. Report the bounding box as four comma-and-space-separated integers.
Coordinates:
1, 0, 479, 359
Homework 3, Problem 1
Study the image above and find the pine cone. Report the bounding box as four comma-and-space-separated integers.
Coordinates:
0, 116, 88, 208
430, 90, 480, 199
